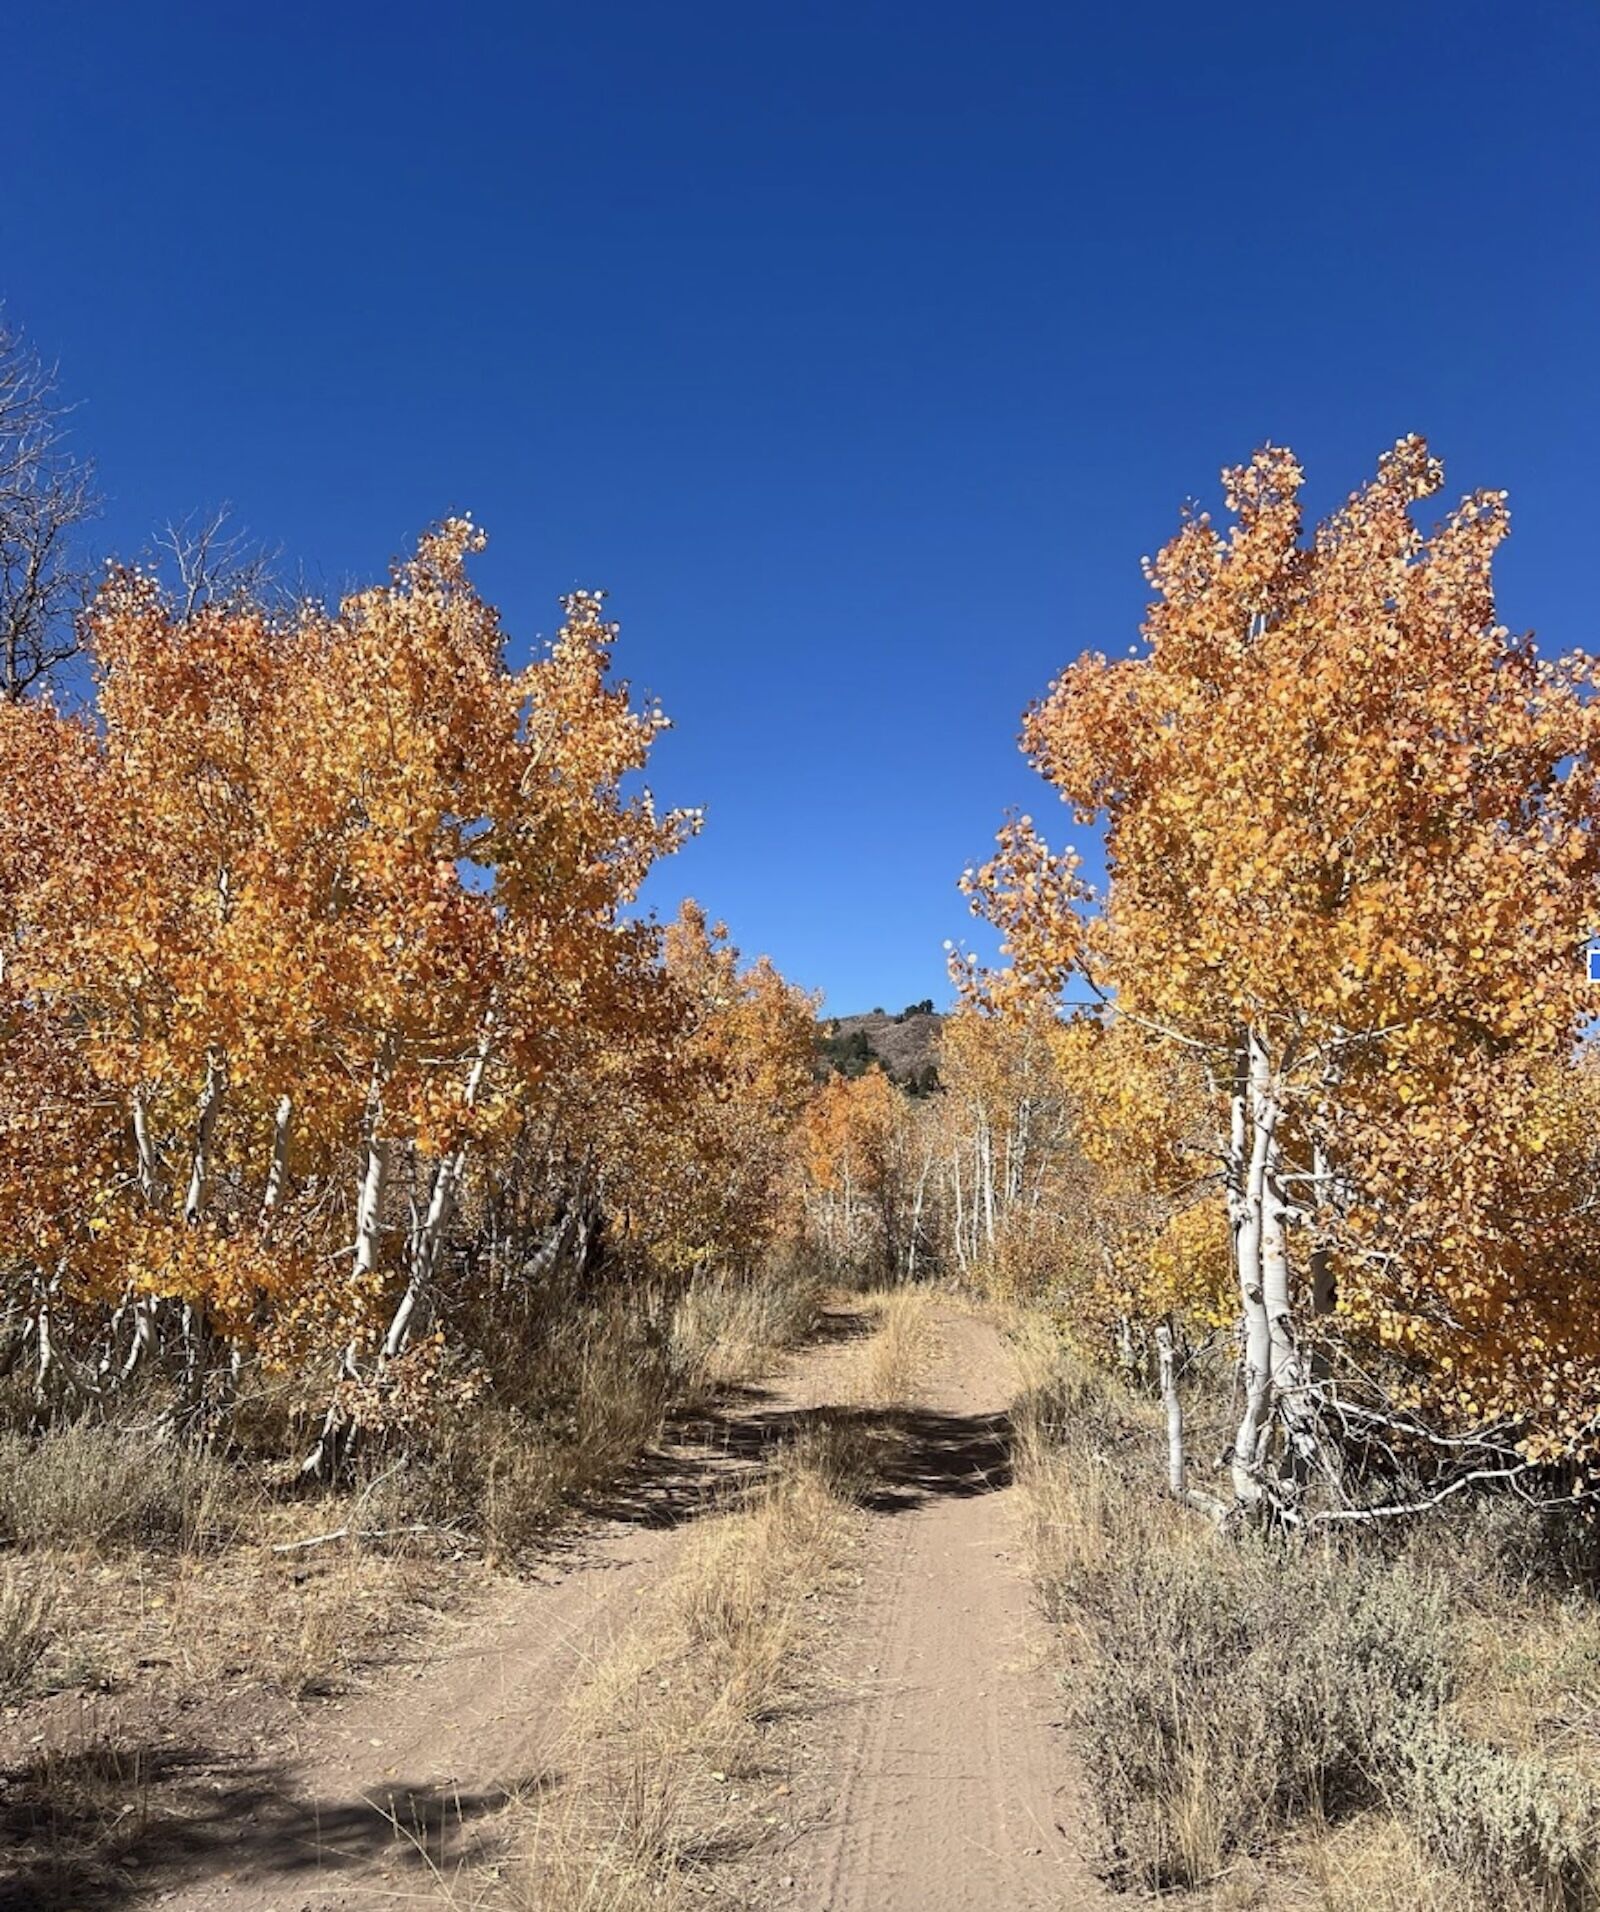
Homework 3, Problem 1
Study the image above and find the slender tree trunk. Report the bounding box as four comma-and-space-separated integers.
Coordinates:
263, 1093, 293, 1220
184, 1051, 225, 1225
385, 1018, 494, 1361
980, 1116, 996, 1250
907, 1145, 931, 1280
1264, 1134, 1321, 1489
353, 1058, 393, 1286
34, 1281, 55, 1408
133, 1087, 163, 1209
120, 1297, 155, 1380
1230, 1031, 1273, 1508
1157, 1320, 1185, 1499
301, 1050, 392, 1479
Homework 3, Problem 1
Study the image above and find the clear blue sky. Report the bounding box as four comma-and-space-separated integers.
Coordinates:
7, 2, 1597, 1013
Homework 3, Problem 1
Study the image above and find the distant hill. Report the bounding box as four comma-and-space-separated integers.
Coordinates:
817, 1002, 944, 1093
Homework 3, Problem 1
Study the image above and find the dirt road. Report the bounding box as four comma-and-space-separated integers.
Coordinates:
139, 1312, 871, 1910
783, 1305, 1103, 1911
35, 1301, 1102, 1911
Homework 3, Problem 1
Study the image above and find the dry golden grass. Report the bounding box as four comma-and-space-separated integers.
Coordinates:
397, 1257, 823, 1565
1453, 1601, 1600, 1768
478, 1293, 919, 1911
0, 1564, 50, 1703
8, 1498, 455, 1705
2, 1260, 825, 1712
668, 1260, 823, 1397
848, 1285, 936, 1408
1290, 1813, 1467, 1912
495, 1446, 859, 1910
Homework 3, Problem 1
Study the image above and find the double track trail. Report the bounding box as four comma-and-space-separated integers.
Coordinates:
105, 1302, 1104, 1910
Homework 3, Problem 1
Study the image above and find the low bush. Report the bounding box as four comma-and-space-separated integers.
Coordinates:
0, 1421, 243, 1553
1404, 1728, 1600, 1910
1079, 1538, 1452, 1885
1016, 1349, 1600, 1905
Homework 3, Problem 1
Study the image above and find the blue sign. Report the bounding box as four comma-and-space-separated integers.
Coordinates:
1588, 946, 1600, 984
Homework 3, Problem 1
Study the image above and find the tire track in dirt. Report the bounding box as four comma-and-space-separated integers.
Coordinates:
152, 1308, 875, 1910
785, 1305, 1105, 1912
143, 1301, 1105, 1910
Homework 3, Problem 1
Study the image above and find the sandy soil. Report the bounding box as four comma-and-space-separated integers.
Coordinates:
5, 1302, 1106, 1910
774, 1305, 1106, 1911
138, 1312, 872, 1911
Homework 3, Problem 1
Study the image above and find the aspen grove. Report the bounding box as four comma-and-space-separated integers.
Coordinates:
8, 445, 1600, 1540
0, 522, 816, 1464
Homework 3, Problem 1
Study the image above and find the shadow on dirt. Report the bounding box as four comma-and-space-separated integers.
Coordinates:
581, 1307, 1013, 1531
0, 1736, 551, 1910
0, 1305, 987, 1910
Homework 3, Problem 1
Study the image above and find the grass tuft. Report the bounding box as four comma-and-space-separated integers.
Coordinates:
0, 1567, 51, 1703
0, 1421, 244, 1553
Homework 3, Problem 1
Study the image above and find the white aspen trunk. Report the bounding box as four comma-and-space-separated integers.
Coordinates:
906, 1145, 932, 1281
1261, 1140, 1298, 1390
353, 1051, 395, 1286
843, 1163, 855, 1262
1230, 1031, 1274, 1508
121, 1088, 164, 1387
1264, 1129, 1321, 1488
355, 1134, 390, 1282
970, 1131, 982, 1263
384, 1019, 495, 1362
179, 1299, 203, 1406
300, 1052, 392, 1479
262, 1094, 293, 1219
1115, 1311, 1135, 1375
183, 1052, 225, 1225
133, 1088, 162, 1209
98, 1299, 127, 1381
1012, 1097, 1032, 1206
951, 1152, 966, 1273
980, 1117, 996, 1250
34, 1285, 54, 1405
99, 1290, 154, 1382
120, 1299, 155, 1380
1157, 1320, 1185, 1499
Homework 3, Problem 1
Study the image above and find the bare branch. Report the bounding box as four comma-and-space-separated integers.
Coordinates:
0, 312, 98, 699
150, 505, 281, 618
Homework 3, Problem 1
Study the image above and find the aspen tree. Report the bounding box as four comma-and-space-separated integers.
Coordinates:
964, 440, 1600, 1508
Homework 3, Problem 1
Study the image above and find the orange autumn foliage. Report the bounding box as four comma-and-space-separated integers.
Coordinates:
0, 523, 821, 1422
965, 437, 1600, 1478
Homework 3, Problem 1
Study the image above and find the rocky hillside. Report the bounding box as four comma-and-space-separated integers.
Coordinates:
818, 1002, 944, 1090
